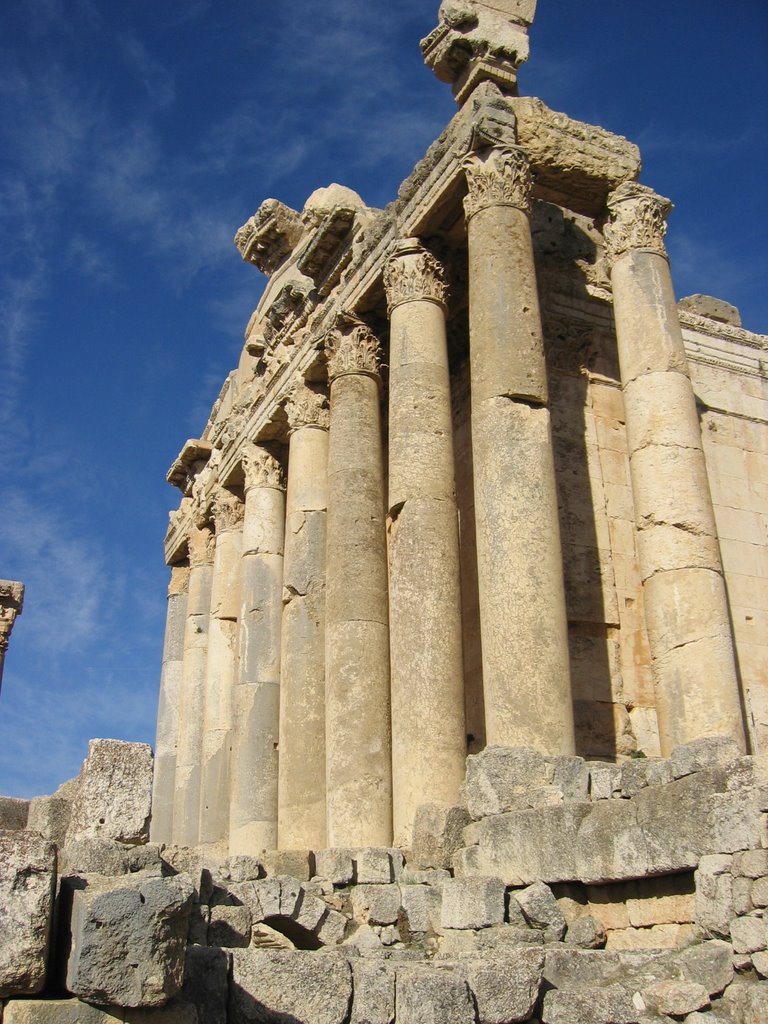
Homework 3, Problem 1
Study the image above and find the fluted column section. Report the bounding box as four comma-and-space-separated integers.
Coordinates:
324, 317, 392, 847
230, 444, 286, 855
462, 146, 575, 755
384, 240, 467, 846
150, 564, 189, 844
278, 383, 329, 849
605, 183, 745, 753
173, 520, 215, 846
199, 487, 243, 849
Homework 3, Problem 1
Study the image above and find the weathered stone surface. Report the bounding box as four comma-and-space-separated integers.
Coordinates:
743, 982, 768, 1024
675, 940, 736, 996
0, 830, 56, 998
643, 979, 709, 1016
224, 855, 264, 883
314, 849, 355, 886
587, 764, 621, 801
465, 747, 551, 819
678, 294, 742, 327
208, 904, 252, 947
68, 740, 153, 845
350, 960, 395, 1024
0, 798, 29, 831
400, 884, 442, 933
512, 882, 567, 939
670, 736, 742, 778
461, 948, 545, 1024
354, 848, 400, 884
65, 873, 195, 1007
576, 799, 649, 883
61, 839, 164, 879
182, 946, 230, 1024
695, 858, 734, 937
541, 983, 643, 1024
3, 1000, 197, 1023
350, 884, 401, 926
708, 788, 763, 854
229, 949, 353, 1024
396, 967, 474, 1024
27, 795, 71, 847
441, 876, 506, 930
730, 914, 767, 954
412, 803, 472, 870
260, 849, 314, 882
564, 915, 607, 949
734, 850, 768, 878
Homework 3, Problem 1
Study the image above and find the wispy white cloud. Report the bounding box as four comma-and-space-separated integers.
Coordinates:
119, 32, 176, 109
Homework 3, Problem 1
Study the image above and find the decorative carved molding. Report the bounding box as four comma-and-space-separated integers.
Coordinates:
325, 314, 382, 382
384, 238, 448, 314
263, 280, 316, 349
462, 146, 532, 219
604, 182, 672, 265
211, 487, 245, 533
241, 443, 285, 492
234, 199, 305, 276
284, 381, 329, 432
678, 310, 767, 352
188, 523, 216, 567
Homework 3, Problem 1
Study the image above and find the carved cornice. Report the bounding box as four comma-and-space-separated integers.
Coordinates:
284, 381, 329, 432
234, 199, 305, 277
211, 487, 244, 533
605, 183, 672, 265
325, 314, 382, 382
384, 238, 448, 315
188, 523, 216, 567
241, 442, 285, 492
462, 146, 532, 219
678, 310, 767, 352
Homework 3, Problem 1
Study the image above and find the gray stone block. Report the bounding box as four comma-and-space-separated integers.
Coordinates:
465, 747, 551, 820
547, 756, 589, 802
708, 789, 763, 854
642, 979, 710, 1017
441, 876, 506, 930
411, 803, 471, 870
27, 796, 71, 847
575, 799, 649, 883
0, 830, 56, 998
564, 915, 606, 949
354, 848, 396, 884
743, 982, 768, 1024
695, 860, 734, 937
396, 967, 474, 1024
400, 884, 442, 933
260, 849, 314, 881
67, 739, 153, 845
315, 848, 355, 886
0, 798, 29, 831
350, 960, 395, 1024
512, 882, 567, 940
586, 763, 620, 801
208, 904, 252, 947
541, 983, 642, 1024
461, 948, 544, 1023
61, 838, 164, 878
350, 884, 401, 926
730, 915, 767, 954
229, 949, 353, 1024
734, 850, 768, 878
670, 736, 741, 779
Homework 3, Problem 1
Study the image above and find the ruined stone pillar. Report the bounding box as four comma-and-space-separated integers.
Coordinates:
173, 520, 215, 846
462, 146, 575, 755
324, 317, 392, 847
606, 183, 745, 754
0, 581, 24, 697
199, 487, 243, 850
384, 240, 467, 846
230, 444, 285, 855
150, 565, 189, 845
278, 384, 329, 849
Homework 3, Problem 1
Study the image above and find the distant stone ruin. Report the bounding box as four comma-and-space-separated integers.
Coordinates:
2, 1, 767, 1021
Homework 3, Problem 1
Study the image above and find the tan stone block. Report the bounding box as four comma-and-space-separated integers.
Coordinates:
586, 885, 631, 931
605, 923, 696, 950
603, 481, 635, 521
629, 706, 662, 756
627, 881, 695, 928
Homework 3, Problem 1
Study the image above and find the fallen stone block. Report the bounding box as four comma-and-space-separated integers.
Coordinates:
350, 883, 400, 926
642, 978, 710, 1017
65, 873, 194, 1007
208, 904, 252, 947
229, 949, 353, 1024
541, 983, 644, 1024
0, 829, 56, 998
460, 948, 545, 1023
61, 838, 164, 878
353, 848, 401, 884
2, 998, 197, 1023
411, 803, 471, 870
67, 739, 153, 845
670, 736, 741, 779
465, 746, 551, 819
182, 945, 230, 1024
27, 795, 72, 847
316, 908, 348, 946
512, 881, 567, 940
441, 876, 505, 930
396, 966, 474, 1024
350, 959, 395, 1024
314, 848, 355, 886
223, 855, 264, 882
564, 914, 606, 949
0, 797, 29, 831
400, 884, 442, 933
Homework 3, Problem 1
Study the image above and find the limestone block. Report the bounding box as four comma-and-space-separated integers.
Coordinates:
466, 749, 548, 819
541, 984, 643, 1024
182, 946, 229, 1024
400, 885, 442, 933
744, 983, 768, 1024
350, 884, 400, 926
708, 789, 763, 854
754, 950, 768, 977
396, 967, 474, 1024
349, 960, 395, 1024
733, 876, 754, 916
459, 949, 545, 1024
68, 740, 153, 845
575, 799, 649, 883
512, 882, 567, 940
0, 798, 28, 831
587, 763, 621, 801
0, 830, 56, 998
161, 847, 216, 903
548, 756, 589, 801
642, 979, 710, 1017
314, 849, 355, 886
604, 923, 695, 950
411, 803, 471, 870
260, 849, 314, 882
354, 848, 400, 884
65, 873, 195, 1007
61, 839, 163, 879
2, 1001, 198, 1023
441, 877, 506, 930
730, 915, 767, 954
229, 950, 352, 1024
208, 904, 252, 947
316, 909, 348, 946
224, 856, 264, 883
734, 850, 768, 878
229, 878, 281, 921
626, 876, 695, 927
619, 758, 673, 798
343, 922, 383, 953
564, 915, 606, 949
751, 877, 768, 908
401, 867, 451, 887
670, 737, 742, 779
676, 939, 735, 996
27, 796, 71, 847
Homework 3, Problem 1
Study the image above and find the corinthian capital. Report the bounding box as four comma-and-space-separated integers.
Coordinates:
284, 381, 329, 432
384, 239, 448, 315
188, 523, 216, 567
241, 443, 285, 492
325, 314, 382, 383
462, 146, 532, 219
211, 486, 245, 533
605, 183, 672, 265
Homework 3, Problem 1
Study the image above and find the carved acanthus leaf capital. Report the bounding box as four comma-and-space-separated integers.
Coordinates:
211, 487, 245, 533
188, 523, 216, 566
284, 382, 329, 432
384, 239, 448, 315
241, 443, 285, 492
605, 183, 672, 265
325, 315, 382, 382
462, 146, 532, 219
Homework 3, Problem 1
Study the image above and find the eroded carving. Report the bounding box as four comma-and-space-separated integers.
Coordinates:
325, 315, 382, 382
187, 523, 216, 566
605, 182, 672, 265
241, 443, 285, 492
462, 146, 532, 219
384, 238, 448, 314
211, 486, 244, 533
284, 381, 329, 432
235, 199, 305, 276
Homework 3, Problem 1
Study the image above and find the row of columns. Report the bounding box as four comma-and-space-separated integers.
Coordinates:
152, 146, 745, 853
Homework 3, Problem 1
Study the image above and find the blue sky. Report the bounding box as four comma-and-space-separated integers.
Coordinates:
1, 0, 766, 798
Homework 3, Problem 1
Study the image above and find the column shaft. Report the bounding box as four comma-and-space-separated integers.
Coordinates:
150, 565, 189, 844
173, 523, 214, 846
325, 319, 392, 847
230, 445, 286, 855
199, 489, 243, 849
278, 385, 329, 849
606, 183, 745, 753
463, 147, 575, 755
384, 241, 467, 846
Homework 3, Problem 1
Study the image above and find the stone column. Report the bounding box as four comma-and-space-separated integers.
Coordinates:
278, 383, 329, 849
383, 240, 467, 846
199, 487, 243, 849
0, 581, 24, 697
462, 146, 575, 755
605, 183, 745, 753
173, 520, 215, 847
150, 564, 189, 845
230, 443, 286, 855
324, 317, 392, 847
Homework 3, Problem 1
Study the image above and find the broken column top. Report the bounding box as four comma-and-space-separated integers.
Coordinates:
422, 0, 538, 104
0, 581, 24, 644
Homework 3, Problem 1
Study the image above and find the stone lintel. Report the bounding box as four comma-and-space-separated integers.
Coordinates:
166, 439, 214, 493
678, 294, 742, 328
